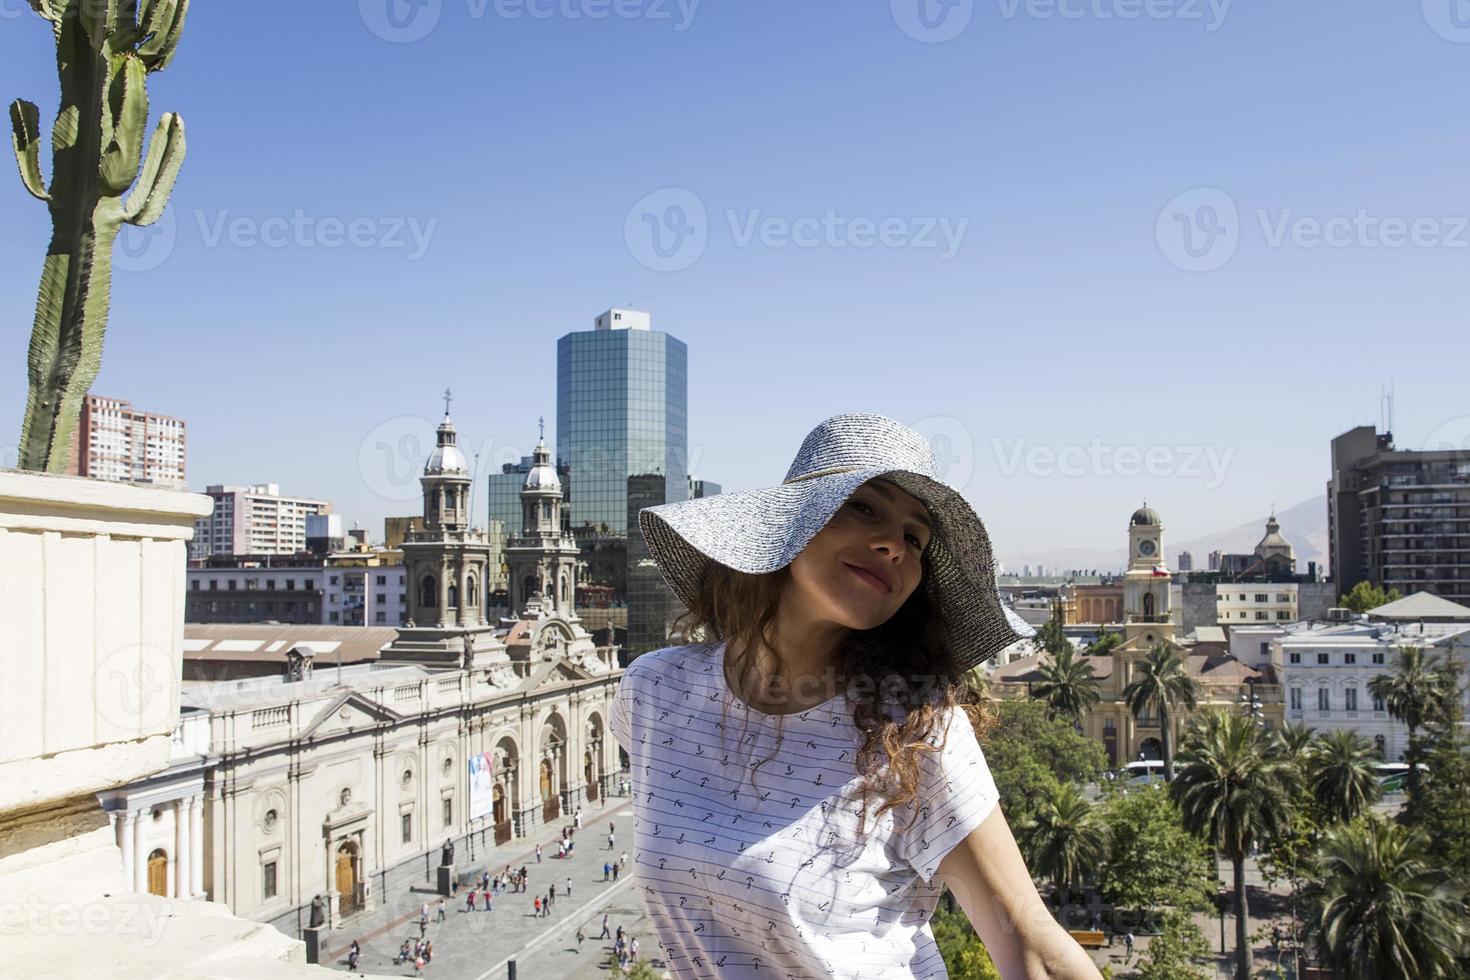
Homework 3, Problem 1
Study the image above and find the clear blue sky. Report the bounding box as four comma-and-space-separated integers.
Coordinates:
2, 1, 1467, 565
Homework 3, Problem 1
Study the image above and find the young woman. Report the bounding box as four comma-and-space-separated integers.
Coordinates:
612, 413, 1101, 979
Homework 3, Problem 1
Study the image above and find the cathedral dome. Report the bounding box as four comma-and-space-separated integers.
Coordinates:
524, 438, 561, 492
1130, 505, 1161, 527
425, 416, 469, 475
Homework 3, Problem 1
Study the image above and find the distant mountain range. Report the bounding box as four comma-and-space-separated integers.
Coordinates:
1001, 495, 1328, 577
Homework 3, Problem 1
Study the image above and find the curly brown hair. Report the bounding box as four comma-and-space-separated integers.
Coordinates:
669, 554, 996, 838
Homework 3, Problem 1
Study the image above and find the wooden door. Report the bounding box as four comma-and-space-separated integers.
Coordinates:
147, 849, 169, 896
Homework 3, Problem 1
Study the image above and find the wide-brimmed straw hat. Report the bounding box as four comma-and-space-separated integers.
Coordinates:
637, 412, 1035, 669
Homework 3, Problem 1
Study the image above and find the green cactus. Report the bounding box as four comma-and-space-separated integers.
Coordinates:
10, 0, 188, 473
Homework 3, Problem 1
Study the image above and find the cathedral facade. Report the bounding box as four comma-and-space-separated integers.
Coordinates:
110, 406, 625, 934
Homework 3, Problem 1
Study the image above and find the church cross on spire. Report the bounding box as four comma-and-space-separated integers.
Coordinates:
443, 388, 453, 417
539, 416, 546, 441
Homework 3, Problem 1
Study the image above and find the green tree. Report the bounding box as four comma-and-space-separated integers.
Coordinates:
1096, 783, 1215, 921
1338, 580, 1403, 613
982, 700, 1107, 829
1130, 908, 1212, 980
1412, 657, 1470, 876
1036, 596, 1072, 657
1369, 645, 1446, 809
1032, 645, 1103, 727
1016, 781, 1107, 911
930, 897, 1002, 980
1121, 643, 1199, 783
1303, 816, 1469, 980
1171, 710, 1300, 980
1086, 629, 1122, 656
1306, 729, 1383, 826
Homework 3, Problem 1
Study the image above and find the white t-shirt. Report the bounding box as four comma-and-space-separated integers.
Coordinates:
609, 641, 1001, 979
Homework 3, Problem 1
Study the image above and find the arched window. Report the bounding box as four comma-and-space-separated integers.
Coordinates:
466, 575, 478, 611
419, 575, 437, 609
1142, 593, 1155, 620
448, 584, 459, 609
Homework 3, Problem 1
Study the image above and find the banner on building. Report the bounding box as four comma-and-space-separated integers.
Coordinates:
468, 750, 495, 821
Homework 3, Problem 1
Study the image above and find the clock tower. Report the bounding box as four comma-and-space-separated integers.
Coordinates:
1122, 503, 1173, 646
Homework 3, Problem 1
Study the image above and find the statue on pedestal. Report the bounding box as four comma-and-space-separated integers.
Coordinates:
441, 838, 454, 867
309, 894, 326, 928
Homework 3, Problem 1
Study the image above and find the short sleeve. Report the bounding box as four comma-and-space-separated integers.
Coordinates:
892, 706, 1001, 885
610, 663, 635, 752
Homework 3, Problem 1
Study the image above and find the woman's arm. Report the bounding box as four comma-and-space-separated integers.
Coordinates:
935, 806, 1103, 980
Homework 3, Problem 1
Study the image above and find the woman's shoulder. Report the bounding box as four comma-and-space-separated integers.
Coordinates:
619, 640, 720, 683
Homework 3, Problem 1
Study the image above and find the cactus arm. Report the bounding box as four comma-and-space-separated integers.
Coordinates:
123, 112, 183, 226
137, 0, 187, 70
99, 53, 148, 194
10, 100, 50, 200
28, 0, 62, 23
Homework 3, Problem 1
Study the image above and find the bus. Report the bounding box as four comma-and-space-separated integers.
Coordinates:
1122, 759, 1167, 785
1376, 762, 1411, 794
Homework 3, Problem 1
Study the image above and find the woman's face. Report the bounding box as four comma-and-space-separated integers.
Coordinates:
785, 478, 932, 631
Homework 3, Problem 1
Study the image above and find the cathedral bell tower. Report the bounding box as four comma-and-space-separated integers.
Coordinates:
504, 419, 582, 620
1122, 503, 1174, 646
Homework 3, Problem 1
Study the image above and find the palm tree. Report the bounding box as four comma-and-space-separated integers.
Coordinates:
1278, 721, 1317, 767
1031, 644, 1101, 727
1368, 645, 1446, 801
1304, 816, 1469, 979
1017, 781, 1107, 913
1306, 729, 1383, 826
1171, 710, 1300, 980
1122, 642, 1199, 782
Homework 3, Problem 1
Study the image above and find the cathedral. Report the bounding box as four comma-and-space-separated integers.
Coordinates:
105, 401, 624, 936
992, 504, 1284, 766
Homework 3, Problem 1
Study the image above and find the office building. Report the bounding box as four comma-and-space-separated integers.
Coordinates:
66, 394, 186, 487
191, 484, 330, 559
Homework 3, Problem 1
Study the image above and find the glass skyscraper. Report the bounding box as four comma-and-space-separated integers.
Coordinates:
558, 309, 689, 656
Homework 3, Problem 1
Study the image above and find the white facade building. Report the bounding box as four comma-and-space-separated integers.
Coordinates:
1217, 583, 1299, 625
191, 484, 331, 559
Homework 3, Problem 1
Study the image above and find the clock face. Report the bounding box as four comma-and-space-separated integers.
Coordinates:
1138, 539, 1157, 557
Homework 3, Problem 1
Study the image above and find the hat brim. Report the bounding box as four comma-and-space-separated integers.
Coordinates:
637, 467, 1034, 669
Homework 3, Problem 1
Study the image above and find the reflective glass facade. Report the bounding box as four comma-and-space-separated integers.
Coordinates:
556, 328, 689, 537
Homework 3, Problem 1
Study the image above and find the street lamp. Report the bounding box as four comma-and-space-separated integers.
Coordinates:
1239, 677, 1264, 726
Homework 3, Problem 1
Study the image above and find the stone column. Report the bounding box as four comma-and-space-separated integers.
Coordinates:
190, 795, 204, 897
132, 810, 148, 893
173, 799, 188, 899
114, 810, 132, 886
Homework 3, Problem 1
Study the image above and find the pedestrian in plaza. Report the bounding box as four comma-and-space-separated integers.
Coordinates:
574, 806, 582, 829
413, 937, 423, 959
535, 842, 542, 863
566, 836, 574, 857
630, 936, 639, 960
347, 939, 360, 971
603, 861, 610, 882
616, 925, 624, 945
549, 882, 556, 902
482, 871, 490, 892
467, 889, 477, 912
576, 926, 585, 952
607, 831, 615, 851
565, 875, 572, 897
557, 839, 565, 860
534, 895, 542, 917
521, 865, 528, 889
419, 912, 428, 938
619, 851, 627, 869
611, 861, 618, 882
545, 890, 553, 915
485, 890, 493, 913
1125, 931, 1134, 960
598, 913, 610, 939
423, 940, 433, 964
436, 898, 446, 923
413, 953, 424, 976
